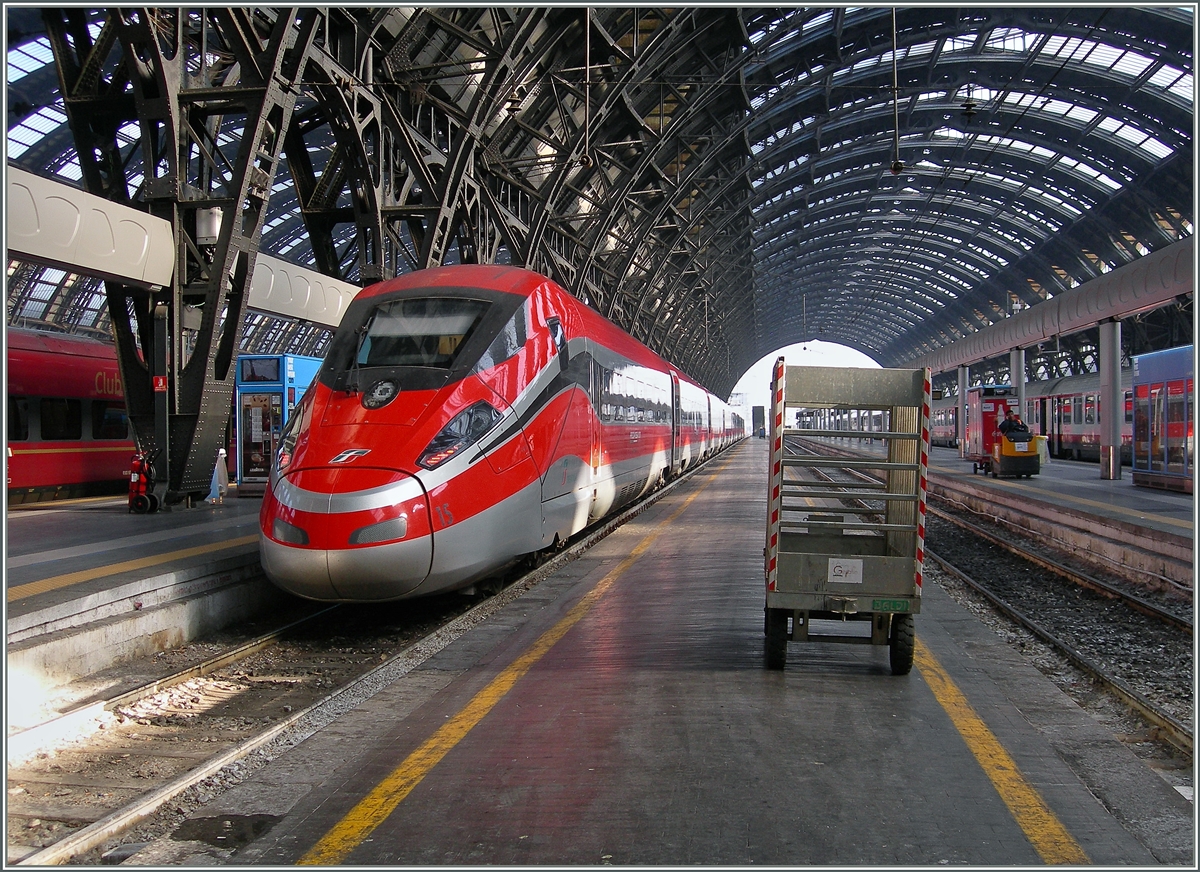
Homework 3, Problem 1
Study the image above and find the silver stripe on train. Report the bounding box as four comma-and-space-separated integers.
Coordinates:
272, 472, 424, 514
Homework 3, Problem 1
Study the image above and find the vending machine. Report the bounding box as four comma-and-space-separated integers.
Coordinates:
234, 353, 321, 495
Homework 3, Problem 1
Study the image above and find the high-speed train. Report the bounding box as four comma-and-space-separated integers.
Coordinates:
259, 265, 744, 602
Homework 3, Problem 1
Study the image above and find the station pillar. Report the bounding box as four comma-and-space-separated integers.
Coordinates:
1099, 319, 1122, 479
1010, 348, 1026, 418
957, 365, 968, 457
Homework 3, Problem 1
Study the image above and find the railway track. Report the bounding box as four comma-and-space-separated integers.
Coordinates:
784, 436, 1193, 759
6, 450, 731, 866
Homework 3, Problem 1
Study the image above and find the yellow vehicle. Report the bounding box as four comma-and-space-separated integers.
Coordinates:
991, 427, 1040, 478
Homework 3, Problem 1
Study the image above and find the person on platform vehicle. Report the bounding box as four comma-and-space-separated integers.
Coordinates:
998, 409, 1028, 436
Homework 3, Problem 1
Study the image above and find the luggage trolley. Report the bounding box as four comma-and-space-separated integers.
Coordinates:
763, 359, 931, 675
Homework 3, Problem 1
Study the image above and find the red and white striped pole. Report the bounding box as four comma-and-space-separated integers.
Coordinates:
914, 367, 931, 595
765, 357, 786, 592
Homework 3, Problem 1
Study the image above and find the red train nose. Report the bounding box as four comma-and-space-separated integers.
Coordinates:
260, 465, 435, 601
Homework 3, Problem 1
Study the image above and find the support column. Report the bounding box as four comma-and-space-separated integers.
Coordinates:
1010, 348, 1026, 418
1099, 319, 1122, 479
957, 365, 968, 457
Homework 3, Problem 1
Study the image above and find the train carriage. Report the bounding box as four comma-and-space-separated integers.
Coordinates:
1131, 345, 1193, 493
7, 328, 134, 503
259, 265, 742, 602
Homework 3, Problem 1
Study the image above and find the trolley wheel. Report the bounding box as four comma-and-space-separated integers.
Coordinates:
147, 493, 160, 513
990, 464, 998, 478
765, 608, 788, 670
130, 494, 151, 514
889, 613, 915, 675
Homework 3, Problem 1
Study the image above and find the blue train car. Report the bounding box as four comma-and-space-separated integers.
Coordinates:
1131, 345, 1193, 493
235, 353, 322, 495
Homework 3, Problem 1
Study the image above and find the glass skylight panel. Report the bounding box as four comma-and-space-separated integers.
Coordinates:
984, 28, 1040, 53
1147, 65, 1194, 102
7, 38, 55, 83
907, 40, 935, 59
1111, 50, 1154, 79
20, 105, 68, 135
944, 35, 975, 54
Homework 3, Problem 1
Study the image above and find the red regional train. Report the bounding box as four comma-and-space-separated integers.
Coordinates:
930, 368, 1134, 462
7, 327, 134, 503
259, 265, 744, 602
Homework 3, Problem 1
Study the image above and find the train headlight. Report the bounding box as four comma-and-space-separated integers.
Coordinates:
418, 400, 504, 470
272, 518, 309, 545
350, 516, 408, 544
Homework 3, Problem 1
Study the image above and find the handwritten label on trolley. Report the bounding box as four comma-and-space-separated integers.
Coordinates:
1015, 441, 1029, 452
828, 558, 863, 584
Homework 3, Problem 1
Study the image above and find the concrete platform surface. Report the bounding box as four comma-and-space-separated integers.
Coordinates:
118, 439, 1193, 866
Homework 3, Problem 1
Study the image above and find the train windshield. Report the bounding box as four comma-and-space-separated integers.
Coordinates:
356, 298, 489, 369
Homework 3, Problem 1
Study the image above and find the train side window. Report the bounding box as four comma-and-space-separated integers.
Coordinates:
1072, 396, 1083, 425
92, 400, 129, 440
1084, 394, 1096, 425
9, 396, 29, 440
41, 398, 82, 440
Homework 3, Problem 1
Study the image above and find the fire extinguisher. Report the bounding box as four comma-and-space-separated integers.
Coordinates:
128, 448, 160, 513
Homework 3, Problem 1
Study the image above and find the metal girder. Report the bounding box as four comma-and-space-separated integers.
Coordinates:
9, 7, 1192, 407
43, 7, 318, 502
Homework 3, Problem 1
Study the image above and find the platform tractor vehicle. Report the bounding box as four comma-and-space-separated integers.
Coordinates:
961, 385, 1039, 478
258, 264, 743, 603
763, 360, 930, 675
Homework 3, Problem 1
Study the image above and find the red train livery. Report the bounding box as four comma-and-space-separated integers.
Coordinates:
259, 265, 744, 602
7, 327, 134, 502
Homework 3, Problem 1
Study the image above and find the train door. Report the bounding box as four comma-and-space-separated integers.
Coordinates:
1166, 377, 1190, 479
670, 373, 681, 473
589, 351, 603, 477
1148, 384, 1165, 473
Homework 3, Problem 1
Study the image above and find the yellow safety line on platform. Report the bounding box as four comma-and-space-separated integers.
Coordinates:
6, 535, 259, 602
915, 640, 1089, 865
298, 456, 735, 866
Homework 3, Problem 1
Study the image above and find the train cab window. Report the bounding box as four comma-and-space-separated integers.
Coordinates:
546, 317, 567, 356
473, 299, 530, 373
92, 401, 129, 440
41, 398, 82, 440
9, 396, 29, 440
357, 298, 489, 369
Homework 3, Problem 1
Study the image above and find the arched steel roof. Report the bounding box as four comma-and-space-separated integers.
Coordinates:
6, 7, 1194, 398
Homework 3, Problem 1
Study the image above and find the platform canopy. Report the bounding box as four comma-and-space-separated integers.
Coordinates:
6, 7, 1194, 396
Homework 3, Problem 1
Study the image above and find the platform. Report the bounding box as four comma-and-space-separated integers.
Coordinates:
7, 494, 263, 619
925, 443, 1193, 541
115, 438, 1192, 866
